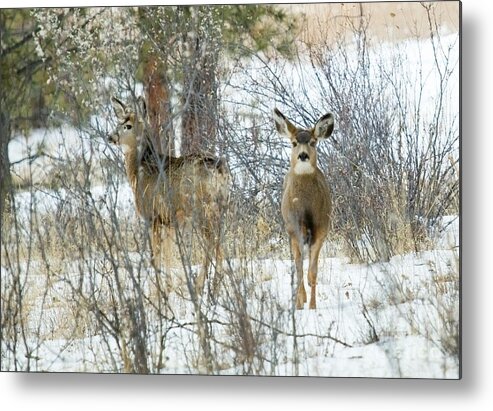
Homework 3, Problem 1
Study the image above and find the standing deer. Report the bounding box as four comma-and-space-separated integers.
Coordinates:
109, 96, 229, 295
273, 108, 334, 309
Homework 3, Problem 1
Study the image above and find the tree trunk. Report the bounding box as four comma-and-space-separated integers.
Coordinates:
181, 35, 218, 156
0, 109, 11, 222
143, 55, 174, 156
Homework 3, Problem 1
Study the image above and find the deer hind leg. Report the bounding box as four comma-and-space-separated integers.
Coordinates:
210, 209, 226, 298
197, 226, 224, 300
210, 233, 224, 299
290, 236, 306, 309
161, 225, 175, 290
162, 225, 174, 268
151, 218, 162, 270
307, 235, 326, 310
195, 225, 212, 298
195, 257, 208, 297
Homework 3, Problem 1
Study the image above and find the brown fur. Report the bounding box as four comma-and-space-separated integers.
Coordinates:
274, 108, 334, 309
109, 97, 229, 296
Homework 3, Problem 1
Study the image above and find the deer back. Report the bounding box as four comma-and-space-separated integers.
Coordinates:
163, 155, 229, 219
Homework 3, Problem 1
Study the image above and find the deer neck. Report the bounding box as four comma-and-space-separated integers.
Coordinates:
123, 143, 139, 193
293, 162, 316, 176
289, 164, 319, 180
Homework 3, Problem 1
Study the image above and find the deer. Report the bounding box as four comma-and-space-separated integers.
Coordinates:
273, 108, 334, 310
108, 96, 229, 296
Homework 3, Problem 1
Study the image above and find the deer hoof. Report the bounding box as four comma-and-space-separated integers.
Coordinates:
308, 272, 316, 287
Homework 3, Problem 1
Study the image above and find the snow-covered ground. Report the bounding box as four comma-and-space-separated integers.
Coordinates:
2, 178, 459, 377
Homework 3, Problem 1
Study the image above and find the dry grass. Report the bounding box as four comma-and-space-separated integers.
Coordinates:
283, 2, 459, 45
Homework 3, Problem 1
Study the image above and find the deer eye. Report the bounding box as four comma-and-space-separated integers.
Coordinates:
309, 140, 316, 147
292, 141, 298, 147
124, 124, 132, 130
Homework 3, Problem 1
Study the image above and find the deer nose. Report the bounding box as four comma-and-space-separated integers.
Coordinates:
298, 152, 309, 161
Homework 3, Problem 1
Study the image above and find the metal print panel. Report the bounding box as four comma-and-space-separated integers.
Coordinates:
0, 1, 460, 378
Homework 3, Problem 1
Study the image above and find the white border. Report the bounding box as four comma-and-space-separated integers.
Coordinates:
2, 1, 492, 410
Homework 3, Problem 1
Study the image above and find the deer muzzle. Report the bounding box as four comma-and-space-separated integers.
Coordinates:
298, 152, 309, 162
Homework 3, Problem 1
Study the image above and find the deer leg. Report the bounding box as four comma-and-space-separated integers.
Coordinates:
162, 225, 174, 269
195, 259, 208, 297
211, 233, 224, 298
195, 228, 211, 297
161, 225, 175, 293
290, 236, 306, 309
151, 218, 162, 270
307, 236, 325, 310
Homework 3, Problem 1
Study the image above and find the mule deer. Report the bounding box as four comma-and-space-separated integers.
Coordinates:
273, 108, 334, 309
109, 96, 229, 295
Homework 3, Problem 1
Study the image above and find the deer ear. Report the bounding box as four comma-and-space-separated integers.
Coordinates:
137, 96, 147, 119
273, 108, 297, 140
111, 97, 126, 119
314, 113, 334, 140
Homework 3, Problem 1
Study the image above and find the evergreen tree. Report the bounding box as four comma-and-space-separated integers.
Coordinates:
138, 5, 297, 155
1, 9, 51, 220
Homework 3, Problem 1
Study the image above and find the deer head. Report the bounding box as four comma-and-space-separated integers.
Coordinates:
109, 96, 147, 149
273, 108, 334, 175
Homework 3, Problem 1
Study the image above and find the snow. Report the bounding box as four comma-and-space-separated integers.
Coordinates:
8, 123, 111, 187
223, 33, 459, 155
1, 178, 459, 377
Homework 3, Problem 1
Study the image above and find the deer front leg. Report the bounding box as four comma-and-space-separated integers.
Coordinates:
210, 235, 224, 299
290, 236, 306, 309
211, 213, 226, 298
307, 235, 325, 309
195, 253, 209, 297
162, 225, 174, 268
150, 218, 162, 270
194, 227, 211, 298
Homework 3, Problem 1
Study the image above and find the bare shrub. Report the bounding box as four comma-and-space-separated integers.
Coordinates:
228, 6, 459, 263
